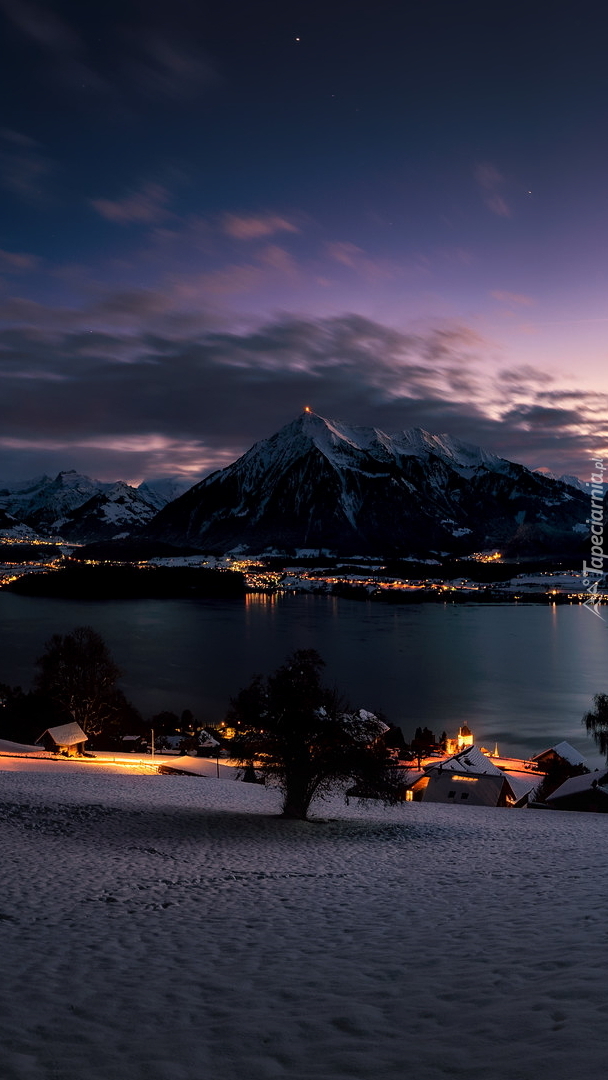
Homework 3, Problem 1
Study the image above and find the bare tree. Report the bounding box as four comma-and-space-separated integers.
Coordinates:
35, 626, 123, 737
227, 649, 405, 820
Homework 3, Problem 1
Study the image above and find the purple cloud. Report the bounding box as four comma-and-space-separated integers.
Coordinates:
0, 303, 603, 480
90, 183, 172, 225
222, 214, 300, 241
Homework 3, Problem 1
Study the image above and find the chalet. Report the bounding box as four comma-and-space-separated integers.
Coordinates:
36, 722, 87, 756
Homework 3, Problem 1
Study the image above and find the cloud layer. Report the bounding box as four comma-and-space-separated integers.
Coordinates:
0, 299, 605, 481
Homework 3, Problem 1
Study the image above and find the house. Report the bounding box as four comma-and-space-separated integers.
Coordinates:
199, 730, 220, 749
530, 740, 589, 799
415, 745, 534, 807
423, 768, 511, 807
36, 722, 87, 756
157, 734, 185, 753
546, 770, 608, 813
532, 741, 587, 771
121, 735, 147, 752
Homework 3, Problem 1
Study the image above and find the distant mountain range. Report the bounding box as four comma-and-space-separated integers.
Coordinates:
0, 414, 596, 556
144, 412, 593, 558
0, 472, 192, 543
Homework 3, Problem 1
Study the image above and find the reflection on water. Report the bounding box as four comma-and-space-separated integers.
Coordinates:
0, 592, 606, 765
245, 592, 279, 606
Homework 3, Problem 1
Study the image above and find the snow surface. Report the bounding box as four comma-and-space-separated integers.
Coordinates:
1, 757, 607, 1080
0, 738, 41, 754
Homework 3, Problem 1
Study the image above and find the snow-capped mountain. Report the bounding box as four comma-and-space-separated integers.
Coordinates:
0, 471, 193, 542
534, 469, 593, 494
137, 477, 194, 512
0, 471, 109, 535
55, 482, 161, 543
145, 411, 593, 556
558, 474, 588, 493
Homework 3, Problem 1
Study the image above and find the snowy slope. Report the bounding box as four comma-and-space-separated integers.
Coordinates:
56, 482, 160, 543
0, 760, 607, 1080
0, 508, 44, 540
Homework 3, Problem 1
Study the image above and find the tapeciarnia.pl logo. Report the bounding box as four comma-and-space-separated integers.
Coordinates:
582, 458, 606, 620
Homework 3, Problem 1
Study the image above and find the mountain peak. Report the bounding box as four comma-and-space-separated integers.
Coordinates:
145, 412, 589, 556
271, 412, 504, 473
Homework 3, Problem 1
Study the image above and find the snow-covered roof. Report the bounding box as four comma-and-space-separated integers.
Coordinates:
200, 730, 220, 747
425, 744, 504, 776
501, 773, 539, 802
533, 741, 587, 767
36, 722, 87, 747
404, 768, 427, 786
547, 771, 608, 802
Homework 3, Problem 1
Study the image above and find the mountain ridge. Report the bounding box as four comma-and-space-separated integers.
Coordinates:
0, 415, 598, 554
143, 412, 593, 557
0, 471, 192, 542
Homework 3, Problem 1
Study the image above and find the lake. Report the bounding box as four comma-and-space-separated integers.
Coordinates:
0, 592, 607, 766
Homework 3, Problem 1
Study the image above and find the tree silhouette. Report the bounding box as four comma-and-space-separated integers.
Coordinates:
35, 626, 123, 738
0, 683, 62, 745
583, 693, 608, 763
226, 649, 405, 820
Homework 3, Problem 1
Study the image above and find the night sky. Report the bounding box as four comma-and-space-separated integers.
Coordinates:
1, 0, 607, 482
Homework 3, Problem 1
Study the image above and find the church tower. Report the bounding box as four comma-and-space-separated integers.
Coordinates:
458, 724, 473, 750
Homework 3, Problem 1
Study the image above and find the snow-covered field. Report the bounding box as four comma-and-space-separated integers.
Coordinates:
1, 758, 607, 1080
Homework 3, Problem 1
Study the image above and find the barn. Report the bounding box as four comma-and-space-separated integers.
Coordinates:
36, 723, 87, 756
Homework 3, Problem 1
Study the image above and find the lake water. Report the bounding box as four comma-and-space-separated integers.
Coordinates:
1, 592, 607, 766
